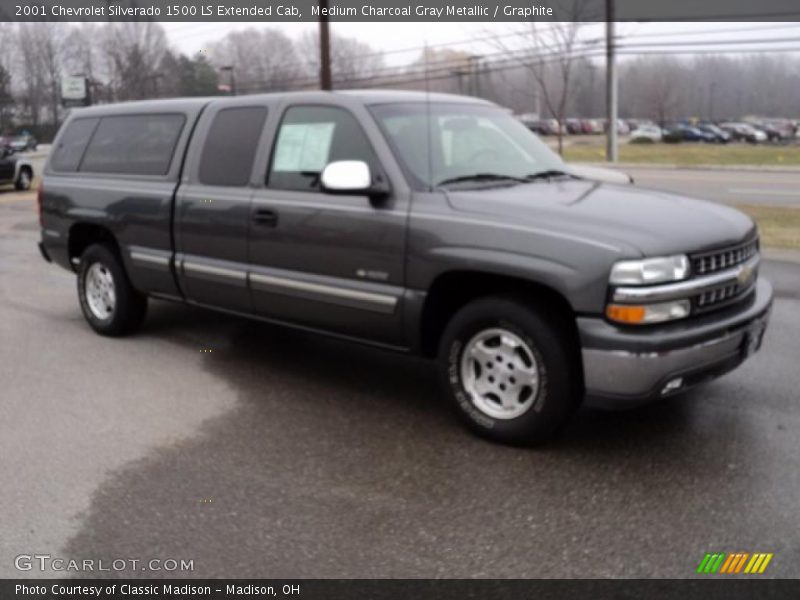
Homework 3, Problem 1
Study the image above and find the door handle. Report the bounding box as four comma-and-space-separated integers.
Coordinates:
253, 208, 279, 227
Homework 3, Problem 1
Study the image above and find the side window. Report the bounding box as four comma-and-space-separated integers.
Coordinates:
268, 105, 378, 192
199, 106, 268, 186
80, 114, 185, 176
50, 118, 99, 172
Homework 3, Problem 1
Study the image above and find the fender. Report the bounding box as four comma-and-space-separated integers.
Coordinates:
12, 158, 33, 181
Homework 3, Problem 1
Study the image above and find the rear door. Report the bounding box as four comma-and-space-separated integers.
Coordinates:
174, 101, 270, 312
247, 99, 410, 346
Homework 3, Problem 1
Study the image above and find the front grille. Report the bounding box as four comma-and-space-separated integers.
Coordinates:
691, 237, 758, 276
695, 283, 744, 310
689, 236, 759, 312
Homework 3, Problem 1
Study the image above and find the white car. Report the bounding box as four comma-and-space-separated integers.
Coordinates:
630, 125, 663, 143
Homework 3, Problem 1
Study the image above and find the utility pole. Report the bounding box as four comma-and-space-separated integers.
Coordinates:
319, 0, 332, 90
468, 55, 482, 97
605, 0, 618, 162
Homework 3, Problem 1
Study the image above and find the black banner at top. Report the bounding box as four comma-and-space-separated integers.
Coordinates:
3, 0, 800, 22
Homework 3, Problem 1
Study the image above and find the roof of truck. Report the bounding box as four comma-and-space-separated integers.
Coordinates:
64, 89, 494, 117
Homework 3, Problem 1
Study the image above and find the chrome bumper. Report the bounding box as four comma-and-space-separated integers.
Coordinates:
580, 278, 773, 407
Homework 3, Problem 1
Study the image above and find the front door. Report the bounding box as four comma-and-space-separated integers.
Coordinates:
248, 103, 408, 346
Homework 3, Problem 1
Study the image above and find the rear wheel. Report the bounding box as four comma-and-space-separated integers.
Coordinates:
438, 296, 581, 445
77, 244, 147, 336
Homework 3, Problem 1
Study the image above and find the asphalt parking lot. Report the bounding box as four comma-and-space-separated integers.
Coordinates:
1, 181, 799, 579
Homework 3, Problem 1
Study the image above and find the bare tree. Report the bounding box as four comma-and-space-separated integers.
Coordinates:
487, 2, 595, 155
623, 56, 683, 126
100, 22, 169, 101
298, 31, 385, 87
209, 28, 301, 92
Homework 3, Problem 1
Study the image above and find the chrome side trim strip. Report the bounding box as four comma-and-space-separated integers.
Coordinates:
130, 251, 170, 267
613, 255, 760, 303
249, 272, 398, 313
183, 260, 247, 282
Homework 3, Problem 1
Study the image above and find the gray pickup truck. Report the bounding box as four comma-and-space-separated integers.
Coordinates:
39, 91, 772, 445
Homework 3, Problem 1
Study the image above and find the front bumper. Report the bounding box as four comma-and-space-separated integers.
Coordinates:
579, 278, 773, 408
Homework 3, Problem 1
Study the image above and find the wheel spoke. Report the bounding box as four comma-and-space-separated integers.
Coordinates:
468, 340, 496, 366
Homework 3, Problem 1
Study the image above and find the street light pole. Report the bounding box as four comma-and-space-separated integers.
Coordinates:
605, 0, 618, 163
319, 0, 332, 91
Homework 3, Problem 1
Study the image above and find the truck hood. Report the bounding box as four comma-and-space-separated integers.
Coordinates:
445, 180, 756, 257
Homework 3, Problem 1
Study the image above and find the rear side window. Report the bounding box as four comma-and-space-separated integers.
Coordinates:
199, 106, 268, 186
268, 105, 378, 192
80, 114, 185, 176
50, 118, 99, 172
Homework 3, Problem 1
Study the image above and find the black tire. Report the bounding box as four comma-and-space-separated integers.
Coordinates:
77, 244, 147, 336
438, 296, 581, 446
15, 167, 32, 191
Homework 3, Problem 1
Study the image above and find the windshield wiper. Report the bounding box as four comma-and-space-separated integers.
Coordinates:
524, 169, 579, 181
436, 173, 530, 187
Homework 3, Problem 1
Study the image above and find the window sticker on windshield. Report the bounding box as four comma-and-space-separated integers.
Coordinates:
273, 122, 335, 172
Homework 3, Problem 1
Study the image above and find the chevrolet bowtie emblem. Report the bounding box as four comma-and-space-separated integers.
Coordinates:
737, 263, 755, 286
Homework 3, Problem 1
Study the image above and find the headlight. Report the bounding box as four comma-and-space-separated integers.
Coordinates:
606, 300, 691, 325
609, 255, 690, 285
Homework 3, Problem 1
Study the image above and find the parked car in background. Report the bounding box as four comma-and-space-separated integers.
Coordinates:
524, 119, 555, 136
629, 124, 663, 143
720, 122, 767, 143
662, 125, 715, 143
579, 119, 595, 134
697, 123, 731, 144
9, 133, 38, 152
565, 118, 583, 135
605, 119, 629, 135
0, 144, 34, 191
751, 120, 794, 141
545, 118, 561, 135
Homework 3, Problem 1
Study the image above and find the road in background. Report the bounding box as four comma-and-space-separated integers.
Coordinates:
1, 191, 799, 578
618, 166, 800, 206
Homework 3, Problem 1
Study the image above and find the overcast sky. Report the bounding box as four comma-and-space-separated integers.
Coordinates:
162, 21, 800, 65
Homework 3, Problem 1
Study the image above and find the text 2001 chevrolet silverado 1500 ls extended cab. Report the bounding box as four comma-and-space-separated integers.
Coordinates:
38, 91, 772, 444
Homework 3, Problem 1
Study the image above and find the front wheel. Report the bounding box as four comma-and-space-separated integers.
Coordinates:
438, 296, 581, 446
77, 244, 147, 336
15, 168, 32, 191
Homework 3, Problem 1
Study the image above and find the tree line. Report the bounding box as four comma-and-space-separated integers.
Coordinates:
0, 21, 797, 141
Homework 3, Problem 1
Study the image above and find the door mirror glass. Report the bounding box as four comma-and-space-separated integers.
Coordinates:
321, 160, 371, 193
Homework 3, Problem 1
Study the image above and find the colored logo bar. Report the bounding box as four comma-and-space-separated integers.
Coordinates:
697, 552, 773, 574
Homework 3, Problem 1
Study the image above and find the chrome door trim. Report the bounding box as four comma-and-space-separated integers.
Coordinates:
249, 271, 398, 314
181, 259, 247, 282
130, 250, 170, 268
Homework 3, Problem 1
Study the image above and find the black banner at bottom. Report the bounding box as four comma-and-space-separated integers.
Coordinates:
3, 579, 799, 600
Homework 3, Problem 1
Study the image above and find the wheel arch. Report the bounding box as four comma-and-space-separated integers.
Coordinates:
68, 222, 121, 267
418, 270, 581, 371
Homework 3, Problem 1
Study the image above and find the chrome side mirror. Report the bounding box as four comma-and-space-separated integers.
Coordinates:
321, 160, 372, 193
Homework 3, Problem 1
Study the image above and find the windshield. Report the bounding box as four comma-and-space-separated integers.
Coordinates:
369, 102, 564, 189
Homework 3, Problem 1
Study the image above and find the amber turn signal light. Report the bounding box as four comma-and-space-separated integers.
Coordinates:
606, 304, 647, 324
